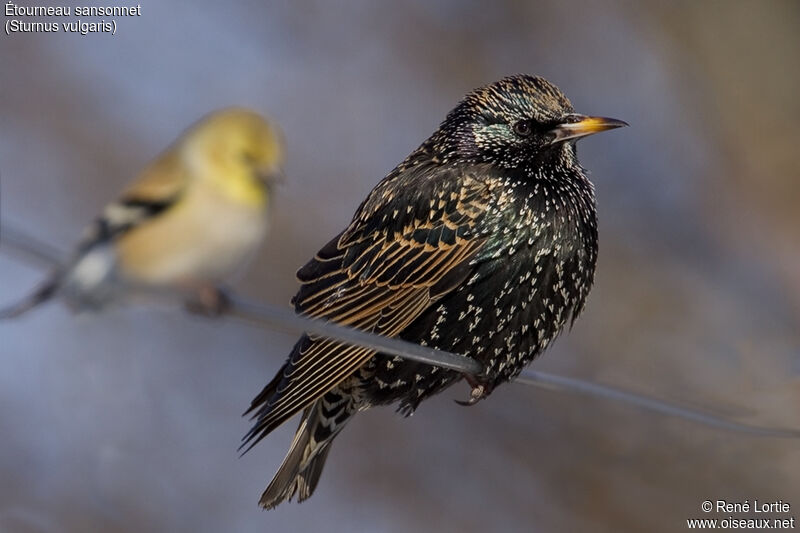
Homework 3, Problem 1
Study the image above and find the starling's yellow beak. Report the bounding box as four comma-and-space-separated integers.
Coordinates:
550, 115, 628, 144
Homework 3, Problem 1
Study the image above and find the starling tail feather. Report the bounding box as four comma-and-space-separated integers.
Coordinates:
257, 386, 358, 508
244, 75, 626, 507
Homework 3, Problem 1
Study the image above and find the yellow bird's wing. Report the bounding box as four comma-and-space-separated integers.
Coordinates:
75, 150, 188, 253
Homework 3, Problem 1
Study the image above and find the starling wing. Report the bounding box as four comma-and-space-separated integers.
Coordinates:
242, 162, 496, 449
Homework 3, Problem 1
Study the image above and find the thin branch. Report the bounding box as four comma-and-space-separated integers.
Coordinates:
2, 220, 799, 438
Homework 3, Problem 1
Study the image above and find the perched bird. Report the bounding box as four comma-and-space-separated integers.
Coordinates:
0, 108, 284, 318
242, 75, 626, 508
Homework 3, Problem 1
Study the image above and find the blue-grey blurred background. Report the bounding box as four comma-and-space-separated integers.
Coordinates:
1, 1, 798, 531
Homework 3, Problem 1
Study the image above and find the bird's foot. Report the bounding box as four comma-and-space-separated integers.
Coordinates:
185, 284, 232, 317
455, 374, 493, 406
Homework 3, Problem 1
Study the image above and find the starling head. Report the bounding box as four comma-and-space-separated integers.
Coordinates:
435, 74, 626, 171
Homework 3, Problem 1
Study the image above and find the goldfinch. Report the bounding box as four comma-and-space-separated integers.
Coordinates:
1, 108, 284, 318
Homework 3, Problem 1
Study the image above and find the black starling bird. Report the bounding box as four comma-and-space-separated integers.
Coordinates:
242, 74, 626, 508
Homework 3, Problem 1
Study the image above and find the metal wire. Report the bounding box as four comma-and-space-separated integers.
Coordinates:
2, 220, 798, 438
515, 372, 800, 438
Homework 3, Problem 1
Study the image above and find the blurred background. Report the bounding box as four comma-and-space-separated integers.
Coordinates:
1, 1, 798, 531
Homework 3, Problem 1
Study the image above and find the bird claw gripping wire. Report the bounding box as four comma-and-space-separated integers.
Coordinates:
455, 373, 494, 406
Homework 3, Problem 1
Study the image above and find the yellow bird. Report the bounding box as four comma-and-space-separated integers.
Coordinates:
1, 108, 284, 318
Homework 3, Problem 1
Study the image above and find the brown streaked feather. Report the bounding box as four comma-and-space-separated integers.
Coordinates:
243, 163, 496, 446
255, 343, 373, 431
244, 365, 285, 417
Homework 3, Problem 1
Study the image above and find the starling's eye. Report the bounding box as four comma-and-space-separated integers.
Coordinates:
512, 120, 532, 138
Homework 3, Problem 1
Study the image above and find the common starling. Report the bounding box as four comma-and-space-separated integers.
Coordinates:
242, 74, 626, 508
